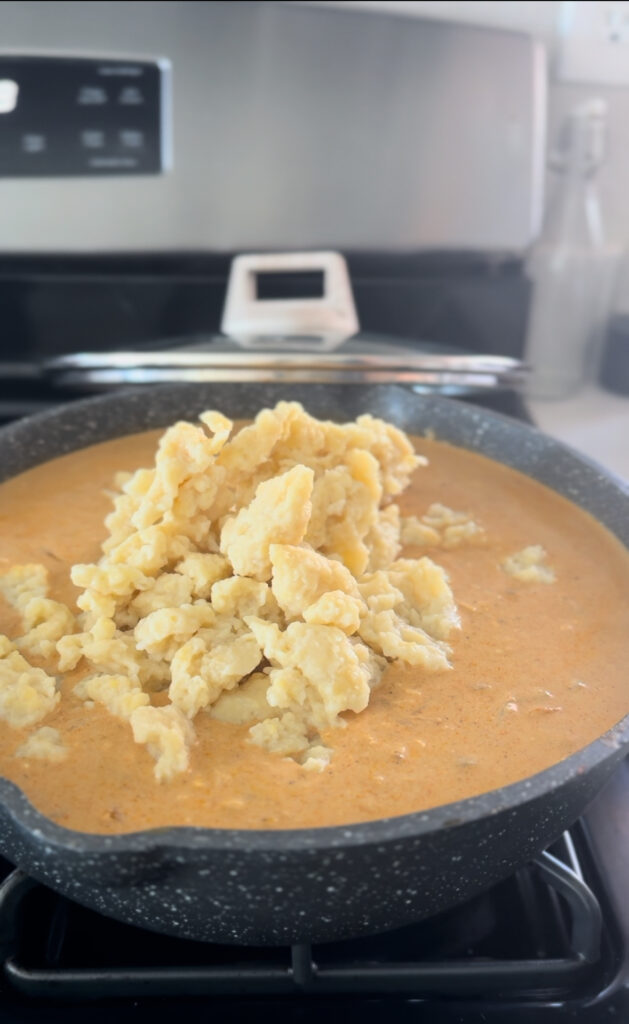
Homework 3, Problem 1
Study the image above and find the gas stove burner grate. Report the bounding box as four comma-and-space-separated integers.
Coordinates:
0, 829, 614, 1004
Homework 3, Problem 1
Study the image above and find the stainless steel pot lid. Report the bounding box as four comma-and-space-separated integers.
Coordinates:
44, 251, 529, 393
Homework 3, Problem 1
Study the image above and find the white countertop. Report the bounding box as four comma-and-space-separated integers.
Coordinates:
528, 384, 629, 483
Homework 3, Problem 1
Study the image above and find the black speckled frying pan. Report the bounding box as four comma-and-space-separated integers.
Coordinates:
0, 383, 627, 946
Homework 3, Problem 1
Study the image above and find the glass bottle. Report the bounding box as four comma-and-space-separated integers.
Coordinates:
525, 100, 618, 400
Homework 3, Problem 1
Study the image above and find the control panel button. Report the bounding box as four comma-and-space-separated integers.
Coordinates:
81, 129, 105, 149
119, 129, 144, 149
77, 85, 107, 105
21, 133, 46, 153
118, 85, 143, 105
0, 79, 19, 114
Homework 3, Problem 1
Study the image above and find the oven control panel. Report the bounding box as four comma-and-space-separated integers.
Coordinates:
0, 56, 167, 176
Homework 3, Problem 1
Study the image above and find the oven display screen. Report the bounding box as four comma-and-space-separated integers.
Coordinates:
0, 55, 166, 177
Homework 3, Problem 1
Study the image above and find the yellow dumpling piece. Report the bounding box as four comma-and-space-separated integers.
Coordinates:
220, 465, 314, 581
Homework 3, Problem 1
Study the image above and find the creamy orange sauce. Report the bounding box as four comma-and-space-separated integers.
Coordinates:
0, 430, 627, 834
